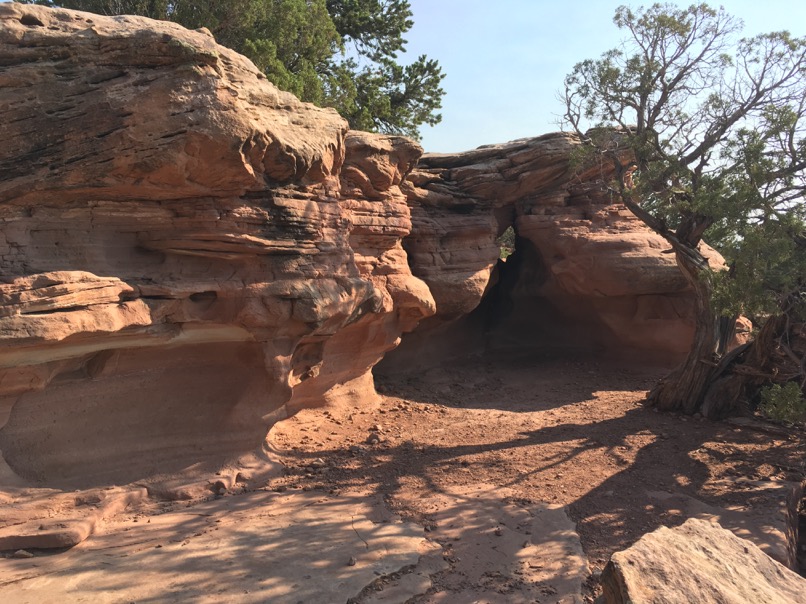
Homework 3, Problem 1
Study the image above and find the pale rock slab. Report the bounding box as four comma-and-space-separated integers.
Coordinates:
601, 517, 806, 604
0, 490, 440, 604
395, 483, 589, 603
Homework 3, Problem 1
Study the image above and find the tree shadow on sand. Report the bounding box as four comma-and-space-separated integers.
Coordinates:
278, 357, 804, 569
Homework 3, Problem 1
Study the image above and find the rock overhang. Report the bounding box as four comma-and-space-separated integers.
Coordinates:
0, 2, 713, 516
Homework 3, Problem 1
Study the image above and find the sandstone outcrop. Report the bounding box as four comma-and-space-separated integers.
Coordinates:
380, 135, 723, 370
0, 2, 729, 551
0, 2, 433, 501
600, 518, 806, 604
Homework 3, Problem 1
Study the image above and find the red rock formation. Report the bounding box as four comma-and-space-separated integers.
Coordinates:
0, 3, 434, 497
382, 134, 724, 370
600, 518, 806, 603
0, 2, 728, 549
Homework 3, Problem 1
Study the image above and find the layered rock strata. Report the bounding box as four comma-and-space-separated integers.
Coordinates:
0, 3, 434, 493
381, 135, 722, 370
1, 3, 720, 512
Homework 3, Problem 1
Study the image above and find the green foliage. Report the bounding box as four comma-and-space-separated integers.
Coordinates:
563, 2, 806, 322
333, 55, 444, 137
236, 0, 340, 105
327, 0, 412, 61
27, 0, 444, 137
758, 381, 806, 422
496, 226, 516, 260
711, 218, 806, 320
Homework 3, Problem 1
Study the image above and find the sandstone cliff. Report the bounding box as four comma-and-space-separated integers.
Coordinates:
0, 3, 714, 538
0, 3, 434, 496
381, 135, 720, 371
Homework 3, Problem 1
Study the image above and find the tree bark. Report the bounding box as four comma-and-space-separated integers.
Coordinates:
646, 245, 726, 415
649, 262, 804, 418
701, 314, 805, 417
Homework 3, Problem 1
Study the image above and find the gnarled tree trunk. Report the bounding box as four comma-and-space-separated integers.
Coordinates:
646, 246, 729, 415
702, 314, 805, 418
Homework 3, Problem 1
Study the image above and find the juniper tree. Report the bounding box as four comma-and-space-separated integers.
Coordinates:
562, 3, 806, 417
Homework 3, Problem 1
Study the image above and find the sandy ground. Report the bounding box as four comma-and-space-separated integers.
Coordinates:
2, 354, 804, 602
268, 353, 806, 600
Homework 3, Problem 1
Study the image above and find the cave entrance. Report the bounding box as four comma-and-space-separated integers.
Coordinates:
484, 226, 617, 359
377, 219, 617, 376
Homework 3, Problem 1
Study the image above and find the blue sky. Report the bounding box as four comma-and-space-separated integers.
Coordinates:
403, 1, 806, 153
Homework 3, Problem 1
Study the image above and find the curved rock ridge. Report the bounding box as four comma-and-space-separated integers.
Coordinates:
383, 134, 724, 370
0, 3, 434, 496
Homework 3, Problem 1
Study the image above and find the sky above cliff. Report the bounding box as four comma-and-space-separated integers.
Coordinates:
405, 0, 806, 153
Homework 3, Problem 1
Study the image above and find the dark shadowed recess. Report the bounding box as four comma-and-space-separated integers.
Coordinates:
377, 225, 674, 377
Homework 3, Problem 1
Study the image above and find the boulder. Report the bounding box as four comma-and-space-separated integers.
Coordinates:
600, 518, 806, 604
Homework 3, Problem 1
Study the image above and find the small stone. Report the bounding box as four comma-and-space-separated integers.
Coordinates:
347, 556, 357, 566
366, 433, 381, 445
12, 550, 34, 559
494, 526, 503, 536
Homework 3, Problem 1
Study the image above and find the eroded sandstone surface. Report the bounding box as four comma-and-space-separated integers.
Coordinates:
601, 518, 806, 604
0, 2, 434, 500
0, 3, 727, 552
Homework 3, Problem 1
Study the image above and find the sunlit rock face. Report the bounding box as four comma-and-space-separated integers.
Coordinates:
0, 3, 434, 490
0, 2, 716, 496
600, 518, 806, 603
381, 134, 722, 371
